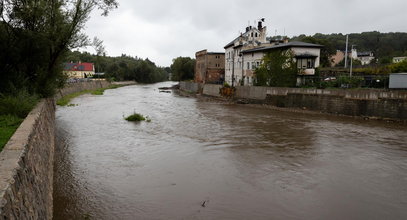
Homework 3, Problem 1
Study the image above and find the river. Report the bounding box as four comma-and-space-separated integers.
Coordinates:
53, 82, 407, 220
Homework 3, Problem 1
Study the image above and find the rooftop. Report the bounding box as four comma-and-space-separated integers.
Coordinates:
241, 41, 323, 54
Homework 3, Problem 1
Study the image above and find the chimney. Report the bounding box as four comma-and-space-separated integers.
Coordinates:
258, 21, 262, 31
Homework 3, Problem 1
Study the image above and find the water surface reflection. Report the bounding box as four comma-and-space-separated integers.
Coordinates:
54, 82, 407, 219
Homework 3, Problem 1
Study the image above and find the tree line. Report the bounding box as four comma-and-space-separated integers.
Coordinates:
291, 31, 407, 65
0, 0, 119, 97
66, 51, 170, 83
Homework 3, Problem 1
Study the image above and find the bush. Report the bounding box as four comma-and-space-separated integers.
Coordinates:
337, 76, 364, 88
0, 91, 38, 118
125, 113, 146, 121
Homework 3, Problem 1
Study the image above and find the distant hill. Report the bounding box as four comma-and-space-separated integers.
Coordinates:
291, 31, 407, 64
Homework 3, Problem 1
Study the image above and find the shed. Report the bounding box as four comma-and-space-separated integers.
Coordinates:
389, 73, 407, 89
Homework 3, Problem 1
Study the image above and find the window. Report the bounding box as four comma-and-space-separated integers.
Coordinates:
247, 62, 250, 70
297, 58, 315, 69
255, 33, 258, 37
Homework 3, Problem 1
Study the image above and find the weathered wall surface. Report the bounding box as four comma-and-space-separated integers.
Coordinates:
0, 80, 112, 219
55, 80, 110, 100
0, 99, 55, 219
179, 81, 202, 93
180, 81, 407, 119
235, 86, 407, 120
202, 84, 222, 97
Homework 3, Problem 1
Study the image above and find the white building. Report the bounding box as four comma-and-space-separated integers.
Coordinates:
393, 57, 407, 63
224, 20, 322, 86
240, 42, 322, 86
356, 51, 375, 65
224, 20, 269, 86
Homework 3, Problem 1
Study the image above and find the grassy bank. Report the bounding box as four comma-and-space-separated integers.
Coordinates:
0, 92, 38, 150
0, 115, 23, 151
57, 84, 125, 106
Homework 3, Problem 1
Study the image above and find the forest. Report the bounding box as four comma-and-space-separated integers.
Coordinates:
291, 31, 407, 65
65, 51, 170, 83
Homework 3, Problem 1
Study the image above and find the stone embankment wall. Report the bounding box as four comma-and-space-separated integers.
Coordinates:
55, 80, 110, 99
0, 80, 112, 219
180, 81, 407, 120
0, 99, 55, 219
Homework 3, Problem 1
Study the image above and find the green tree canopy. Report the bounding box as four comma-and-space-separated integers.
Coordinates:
170, 57, 195, 81
255, 49, 297, 87
0, 0, 118, 97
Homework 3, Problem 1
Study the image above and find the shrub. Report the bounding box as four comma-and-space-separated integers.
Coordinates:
0, 91, 38, 118
125, 113, 146, 121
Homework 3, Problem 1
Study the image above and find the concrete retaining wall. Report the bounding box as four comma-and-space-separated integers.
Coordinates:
0, 99, 55, 219
234, 86, 407, 120
179, 82, 202, 93
202, 84, 222, 97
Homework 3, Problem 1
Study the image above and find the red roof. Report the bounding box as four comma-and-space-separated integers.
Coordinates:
64, 62, 94, 71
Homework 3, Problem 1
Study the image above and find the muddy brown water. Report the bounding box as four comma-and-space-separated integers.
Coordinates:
53, 82, 407, 220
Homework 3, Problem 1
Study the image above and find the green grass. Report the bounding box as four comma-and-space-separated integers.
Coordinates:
0, 92, 39, 151
0, 91, 38, 118
56, 90, 93, 106
91, 84, 123, 95
125, 113, 146, 121
57, 84, 125, 106
0, 115, 23, 150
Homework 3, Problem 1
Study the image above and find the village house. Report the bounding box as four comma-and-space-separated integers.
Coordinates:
355, 51, 375, 65
195, 50, 225, 84
393, 56, 407, 63
331, 49, 375, 66
63, 62, 95, 78
224, 20, 322, 86
241, 41, 322, 86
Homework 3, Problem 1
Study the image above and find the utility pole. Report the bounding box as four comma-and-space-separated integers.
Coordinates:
344, 35, 349, 68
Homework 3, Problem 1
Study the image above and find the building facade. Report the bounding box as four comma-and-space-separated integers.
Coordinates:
241, 42, 322, 86
224, 20, 321, 86
393, 56, 407, 63
224, 20, 269, 86
195, 50, 225, 84
63, 62, 95, 78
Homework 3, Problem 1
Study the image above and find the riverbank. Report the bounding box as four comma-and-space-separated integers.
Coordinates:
179, 82, 407, 123
0, 80, 118, 219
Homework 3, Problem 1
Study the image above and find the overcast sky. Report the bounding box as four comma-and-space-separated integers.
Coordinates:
81, 0, 407, 66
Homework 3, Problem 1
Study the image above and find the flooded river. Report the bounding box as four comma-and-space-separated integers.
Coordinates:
54, 82, 407, 219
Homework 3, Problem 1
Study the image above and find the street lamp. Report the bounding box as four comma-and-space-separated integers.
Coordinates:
350, 44, 356, 77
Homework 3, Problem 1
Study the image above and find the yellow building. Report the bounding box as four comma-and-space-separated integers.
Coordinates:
63, 62, 95, 78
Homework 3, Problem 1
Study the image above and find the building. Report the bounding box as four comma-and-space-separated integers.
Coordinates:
331, 50, 345, 67
224, 20, 270, 86
331, 49, 375, 67
224, 20, 321, 86
356, 51, 375, 65
393, 57, 407, 63
195, 50, 225, 84
240, 41, 322, 86
63, 62, 95, 78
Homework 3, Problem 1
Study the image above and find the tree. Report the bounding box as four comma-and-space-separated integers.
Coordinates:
292, 35, 336, 67
170, 57, 195, 81
255, 49, 297, 87
0, 0, 118, 97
